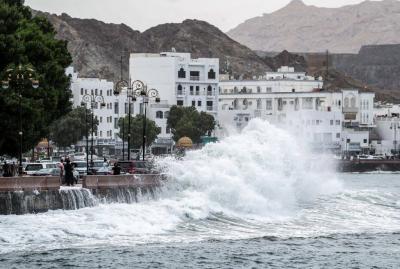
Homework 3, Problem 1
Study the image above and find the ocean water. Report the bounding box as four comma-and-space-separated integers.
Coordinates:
0, 120, 399, 268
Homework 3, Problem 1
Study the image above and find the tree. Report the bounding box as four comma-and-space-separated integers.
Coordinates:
49, 107, 98, 148
117, 115, 161, 149
167, 106, 216, 143
0, 0, 72, 156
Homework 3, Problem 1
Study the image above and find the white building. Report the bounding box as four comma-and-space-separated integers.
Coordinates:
129, 52, 219, 153
218, 66, 375, 153
67, 67, 127, 156
375, 116, 400, 155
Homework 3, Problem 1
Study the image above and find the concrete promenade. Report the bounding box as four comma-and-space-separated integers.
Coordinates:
0, 174, 164, 215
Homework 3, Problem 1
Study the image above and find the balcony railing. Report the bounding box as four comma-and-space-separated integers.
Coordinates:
343, 107, 359, 113
190, 76, 200, 81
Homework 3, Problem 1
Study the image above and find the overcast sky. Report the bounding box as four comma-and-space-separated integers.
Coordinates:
25, 0, 376, 32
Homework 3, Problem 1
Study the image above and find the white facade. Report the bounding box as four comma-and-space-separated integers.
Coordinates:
375, 117, 400, 155
129, 52, 219, 151
67, 67, 129, 154
218, 67, 375, 152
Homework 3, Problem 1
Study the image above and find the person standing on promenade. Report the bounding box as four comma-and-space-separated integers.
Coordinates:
112, 162, 121, 175
64, 159, 74, 186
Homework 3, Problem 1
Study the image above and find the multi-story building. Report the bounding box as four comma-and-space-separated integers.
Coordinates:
129, 52, 219, 153
218, 66, 375, 153
67, 67, 128, 156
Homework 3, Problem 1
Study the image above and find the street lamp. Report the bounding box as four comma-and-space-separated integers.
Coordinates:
2, 64, 39, 175
81, 94, 105, 174
114, 79, 160, 161
390, 122, 400, 158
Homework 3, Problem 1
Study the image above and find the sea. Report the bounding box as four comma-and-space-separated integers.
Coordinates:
0, 119, 399, 268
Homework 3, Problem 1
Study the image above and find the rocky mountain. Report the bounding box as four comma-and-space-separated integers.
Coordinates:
228, 0, 400, 53
31, 8, 400, 102
32, 10, 270, 81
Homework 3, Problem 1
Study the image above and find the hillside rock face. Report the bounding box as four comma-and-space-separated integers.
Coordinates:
228, 0, 400, 53
332, 44, 400, 91
33, 11, 270, 81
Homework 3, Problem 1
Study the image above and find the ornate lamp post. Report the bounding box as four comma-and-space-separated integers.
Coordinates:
81, 94, 105, 174
114, 79, 160, 161
2, 64, 39, 175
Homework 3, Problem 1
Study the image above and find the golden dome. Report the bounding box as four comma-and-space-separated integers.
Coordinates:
176, 136, 193, 148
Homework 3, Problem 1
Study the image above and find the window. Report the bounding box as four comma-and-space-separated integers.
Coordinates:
336, 133, 340, 139
208, 69, 216, 79
166, 127, 171, 134
292, 89, 295, 93
195, 86, 200, 95
190, 86, 194, 95
164, 111, 169, 119
207, 85, 212, 96
190, 71, 200, 81
114, 102, 119, 114
95, 89, 98, 95
124, 103, 128, 114
363, 139, 367, 143
80, 88, 83, 95
192, 100, 196, 107
266, 87, 272, 93
207, 101, 213, 111
336, 120, 341, 126
156, 111, 163, 119
177, 84, 183, 95
100, 90, 103, 96
330, 120, 334, 126
100, 131, 102, 137
178, 68, 186, 78
114, 118, 118, 129
257, 99, 262, 109
198, 100, 202, 107
257, 86, 261, 93
99, 117, 103, 123
177, 100, 184, 106
266, 99, 272, 110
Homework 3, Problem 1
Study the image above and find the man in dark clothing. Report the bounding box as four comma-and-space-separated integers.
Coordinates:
64, 159, 74, 186
112, 162, 121, 175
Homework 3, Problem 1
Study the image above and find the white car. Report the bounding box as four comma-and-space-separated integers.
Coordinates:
24, 163, 58, 175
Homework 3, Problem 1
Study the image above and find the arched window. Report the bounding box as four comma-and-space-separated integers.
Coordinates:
351, 97, 356, 108
257, 99, 262, 109
243, 99, 248, 110
177, 84, 183, 95
208, 69, 216, 79
233, 99, 239, 109
207, 85, 212, 96
344, 97, 349, 108
178, 68, 186, 78
156, 111, 163, 119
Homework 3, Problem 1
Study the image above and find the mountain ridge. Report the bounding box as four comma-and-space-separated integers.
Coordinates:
228, 0, 400, 53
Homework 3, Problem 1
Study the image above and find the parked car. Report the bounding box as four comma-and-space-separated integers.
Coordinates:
32, 168, 61, 177
91, 160, 108, 174
118, 160, 151, 174
24, 163, 58, 175
72, 161, 87, 175
96, 166, 112, 175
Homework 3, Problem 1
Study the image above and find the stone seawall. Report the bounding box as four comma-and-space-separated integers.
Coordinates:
0, 175, 163, 215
